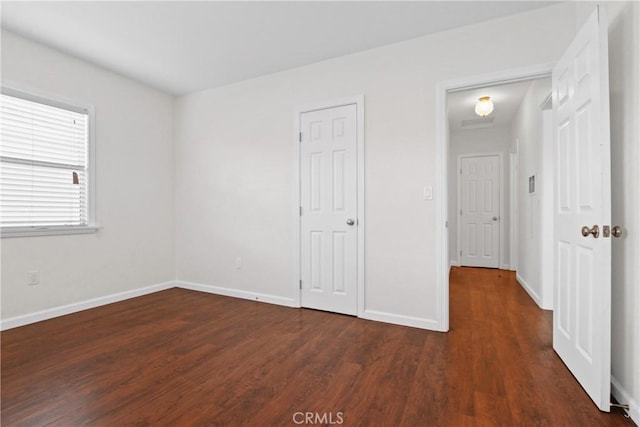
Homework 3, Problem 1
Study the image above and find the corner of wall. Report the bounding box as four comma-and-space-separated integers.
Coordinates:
611, 376, 640, 425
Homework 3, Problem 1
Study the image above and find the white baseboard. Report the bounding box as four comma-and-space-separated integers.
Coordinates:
361, 309, 440, 331
0, 281, 176, 331
501, 263, 511, 270
1, 280, 439, 333
515, 273, 543, 307
611, 375, 639, 424
178, 282, 440, 331
450, 260, 460, 268
176, 280, 298, 308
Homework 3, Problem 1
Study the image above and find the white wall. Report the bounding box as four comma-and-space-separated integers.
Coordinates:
174, 3, 580, 326
0, 31, 175, 321
510, 78, 551, 308
539, 109, 554, 310
448, 126, 511, 268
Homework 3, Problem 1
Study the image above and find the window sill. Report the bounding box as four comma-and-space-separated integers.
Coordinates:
1, 226, 100, 238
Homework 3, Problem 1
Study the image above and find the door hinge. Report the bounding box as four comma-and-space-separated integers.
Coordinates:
460, 168, 462, 175
460, 250, 462, 256
460, 209, 462, 215
299, 279, 302, 289
299, 132, 302, 142
299, 206, 303, 216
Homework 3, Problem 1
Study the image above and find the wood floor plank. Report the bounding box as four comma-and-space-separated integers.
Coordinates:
1, 269, 634, 426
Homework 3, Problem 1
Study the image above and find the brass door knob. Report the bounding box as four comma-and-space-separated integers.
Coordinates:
611, 226, 623, 238
581, 225, 600, 238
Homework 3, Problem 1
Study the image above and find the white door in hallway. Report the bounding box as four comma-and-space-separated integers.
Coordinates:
300, 104, 358, 315
459, 155, 500, 268
552, 6, 611, 412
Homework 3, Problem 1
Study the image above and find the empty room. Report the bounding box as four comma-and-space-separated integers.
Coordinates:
1, 1, 638, 425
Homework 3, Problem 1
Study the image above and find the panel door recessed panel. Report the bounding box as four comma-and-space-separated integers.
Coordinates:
332, 231, 346, 294
557, 241, 572, 339
576, 245, 594, 362
310, 231, 323, 291
576, 101, 593, 211
310, 153, 322, 212
333, 150, 345, 212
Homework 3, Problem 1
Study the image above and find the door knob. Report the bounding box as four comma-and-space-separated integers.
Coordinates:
346, 218, 355, 226
581, 225, 599, 238
492, 217, 498, 221
611, 226, 623, 238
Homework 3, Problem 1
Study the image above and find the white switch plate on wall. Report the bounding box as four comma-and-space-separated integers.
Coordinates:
423, 186, 433, 200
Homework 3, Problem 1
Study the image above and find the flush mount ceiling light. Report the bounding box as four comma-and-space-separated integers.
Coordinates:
475, 96, 494, 117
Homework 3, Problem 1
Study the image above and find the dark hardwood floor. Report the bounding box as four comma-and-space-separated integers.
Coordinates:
1, 267, 634, 426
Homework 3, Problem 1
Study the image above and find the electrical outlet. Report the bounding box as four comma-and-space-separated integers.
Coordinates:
235, 257, 243, 270
27, 270, 40, 286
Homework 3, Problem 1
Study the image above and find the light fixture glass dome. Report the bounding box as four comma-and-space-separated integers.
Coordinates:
475, 96, 494, 117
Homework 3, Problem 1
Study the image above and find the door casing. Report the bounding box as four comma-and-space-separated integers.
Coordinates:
292, 95, 365, 316
509, 151, 518, 272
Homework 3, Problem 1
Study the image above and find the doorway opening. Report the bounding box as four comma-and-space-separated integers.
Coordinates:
446, 77, 554, 312
433, 63, 553, 333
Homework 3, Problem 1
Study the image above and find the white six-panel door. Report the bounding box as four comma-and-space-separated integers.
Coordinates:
552, 6, 611, 412
459, 155, 500, 268
300, 104, 358, 315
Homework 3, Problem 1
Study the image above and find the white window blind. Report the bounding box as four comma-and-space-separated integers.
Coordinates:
1, 91, 90, 230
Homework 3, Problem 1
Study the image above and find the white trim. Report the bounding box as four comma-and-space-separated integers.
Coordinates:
356, 96, 366, 317
292, 105, 302, 308
361, 309, 439, 330
515, 273, 544, 309
635, 5, 640, 426
444, 65, 553, 93
177, 280, 298, 308
1, 226, 101, 238
436, 63, 554, 331
611, 376, 639, 424
435, 83, 449, 332
456, 152, 504, 269
509, 151, 519, 271
450, 260, 460, 268
0, 281, 175, 330
293, 95, 365, 317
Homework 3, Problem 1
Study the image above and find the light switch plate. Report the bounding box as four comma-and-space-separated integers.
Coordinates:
423, 186, 433, 200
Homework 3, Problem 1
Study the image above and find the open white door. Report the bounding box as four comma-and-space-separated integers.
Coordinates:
552, 6, 611, 411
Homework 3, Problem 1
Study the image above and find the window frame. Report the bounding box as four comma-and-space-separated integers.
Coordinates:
0, 82, 98, 238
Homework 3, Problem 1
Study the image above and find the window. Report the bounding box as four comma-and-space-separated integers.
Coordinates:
1, 87, 97, 237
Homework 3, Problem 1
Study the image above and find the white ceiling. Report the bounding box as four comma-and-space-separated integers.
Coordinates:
447, 80, 537, 132
1, 1, 555, 96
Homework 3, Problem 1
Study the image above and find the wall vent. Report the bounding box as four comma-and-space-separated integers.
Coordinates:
461, 117, 494, 129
